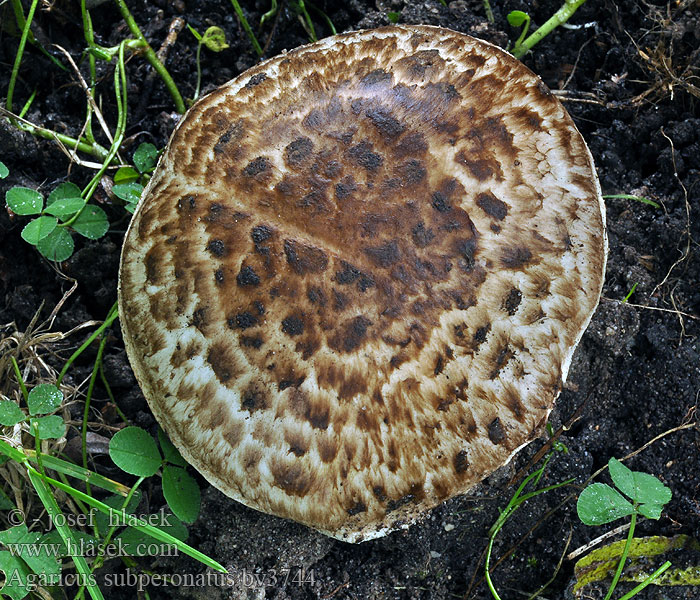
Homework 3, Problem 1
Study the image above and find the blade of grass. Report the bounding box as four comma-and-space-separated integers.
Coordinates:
229, 0, 263, 56
57, 302, 118, 386
307, 1, 336, 35
42, 472, 227, 573
27, 467, 106, 600
622, 282, 638, 303
80, 0, 98, 145
6, 0, 40, 112
483, 0, 494, 23
75, 476, 147, 600
603, 194, 660, 208
82, 335, 109, 496
0, 439, 131, 496
294, 0, 317, 42
10, 356, 29, 401
617, 561, 672, 600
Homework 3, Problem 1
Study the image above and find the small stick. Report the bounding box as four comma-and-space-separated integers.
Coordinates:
566, 522, 631, 561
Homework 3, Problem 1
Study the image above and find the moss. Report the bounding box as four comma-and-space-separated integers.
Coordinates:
574, 535, 700, 592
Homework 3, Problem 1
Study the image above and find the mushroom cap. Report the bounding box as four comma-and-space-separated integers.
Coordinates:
118, 25, 606, 543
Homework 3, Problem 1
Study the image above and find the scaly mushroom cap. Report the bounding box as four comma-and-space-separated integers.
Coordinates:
118, 25, 606, 542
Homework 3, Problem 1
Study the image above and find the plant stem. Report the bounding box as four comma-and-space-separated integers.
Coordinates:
6, 0, 40, 112
82, 335, 109, 497
512, 0, 589, 59
86, 42, 129, 197
4, 109, 111, 160
33, 420, 46, 476
57, 302, 119, 386
99, 361, 129, 423
604, 511, 636, 600
112, 0, 186, 113
260, 0, 278, 27
10, 356, 29, 401
229, 0, 263, 56
484, 534, 503, 600
56, 471, 93, 531
18, 89, 36, 118
75, 476, 146, 600
80, 0, 98, 144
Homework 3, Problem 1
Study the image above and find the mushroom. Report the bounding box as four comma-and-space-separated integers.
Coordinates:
118, 25, 607, 543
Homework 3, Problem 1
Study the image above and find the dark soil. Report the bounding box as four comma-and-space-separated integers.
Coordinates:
1, 1, 699, 599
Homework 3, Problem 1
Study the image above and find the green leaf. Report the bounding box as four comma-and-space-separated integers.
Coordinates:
21, 216, 57, 244
112, 182, 143, 205
6, 187, 43, 215
201, 26, 229, 52
133, 143, 158, 173
387, 11, 400, 23
44, 196, 85, 218
0, 525, 30, 545
27, 384, 63, 416
72, 205, 109, 240
633, 472, 672, 508
162, 465, 201, 523
109, 427, 162, 477
30, 416, 66, 440
47, 182, 82, 208
113, 166, 140, 185
577, 483, 635, 526
158, 428, 187, 467
609, 458, 672, 512
0, 161, 8, 179
507, 10, 529, 27
0, 550, 32, 600
0, 525, 61, 583
608, 458, 635, 499
0, 401, 26, 426
37, 228, 74, 262
186, 22, 203, 42
637, 502, 664, 520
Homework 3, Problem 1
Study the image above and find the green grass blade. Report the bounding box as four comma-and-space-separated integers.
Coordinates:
617, 561, 672, 600
7, 0, 40, 112
0, 439, 130, 496
27, 467, 105, 600
622, 282, 638, 303
40, 472, 227, 573
229, 0, 263, 56
57, 301, 118, 386
603, 194, 660, 208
